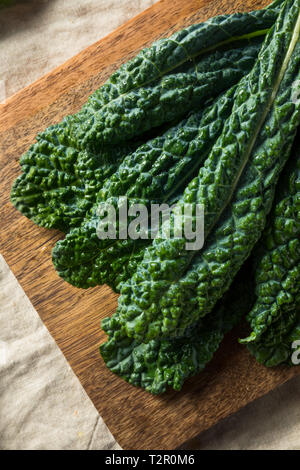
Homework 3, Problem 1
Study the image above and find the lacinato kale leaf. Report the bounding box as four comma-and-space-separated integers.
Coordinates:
100, 261, 254, 394
11, 38, 263, 232
73, 8, 279, 150
10, 0, 300, 395
239, 135, 300, 363
113, 0, 300, 342
246, 307, 300, 367
9, 1, 281, 233
10, 118, 136, 231
52, 87, 237, 290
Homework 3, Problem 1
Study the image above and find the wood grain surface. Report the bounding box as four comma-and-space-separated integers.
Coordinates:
1, 0, 299, 450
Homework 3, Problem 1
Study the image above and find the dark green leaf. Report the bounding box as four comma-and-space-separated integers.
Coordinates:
113, 0, 300, 342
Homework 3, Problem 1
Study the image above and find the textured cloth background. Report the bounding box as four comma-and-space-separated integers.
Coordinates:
0, 0, 155, 101
1, 0, 300, 450
0, 254, 121, 450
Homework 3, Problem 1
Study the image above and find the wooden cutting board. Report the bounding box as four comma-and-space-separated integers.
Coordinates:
1, 0, 299, 450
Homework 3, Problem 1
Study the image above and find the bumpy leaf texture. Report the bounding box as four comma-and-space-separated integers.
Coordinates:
100, 260, 254, 394
113, 0, 300, 343
246, 307, 300, 367
52, 87, 237, 290
11, 38, 263, 232
10, 120, 136, 231
240, 135, 300, 366
73, 6, 280, 150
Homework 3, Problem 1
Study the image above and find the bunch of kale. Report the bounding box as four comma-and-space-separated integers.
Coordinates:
11, 0, 300, 394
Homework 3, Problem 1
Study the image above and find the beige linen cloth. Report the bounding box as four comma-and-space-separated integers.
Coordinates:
0, 254, 120, 450
1, 0, 300, 450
